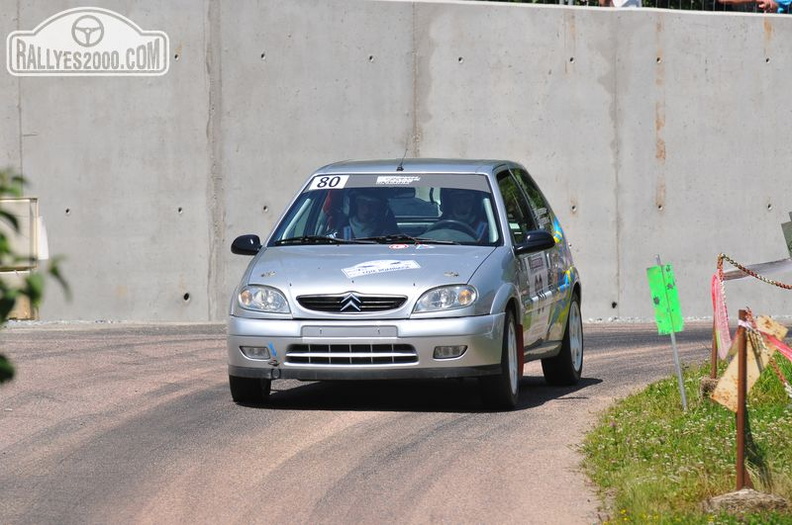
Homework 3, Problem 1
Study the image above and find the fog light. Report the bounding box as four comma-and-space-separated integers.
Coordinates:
240, 346, 271, 360
433, 345, 467, 359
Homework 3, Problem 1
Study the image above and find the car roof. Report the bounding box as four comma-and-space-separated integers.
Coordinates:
312, 158, 520, 176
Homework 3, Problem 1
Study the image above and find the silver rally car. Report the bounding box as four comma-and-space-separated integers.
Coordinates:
227, 159, 583, 409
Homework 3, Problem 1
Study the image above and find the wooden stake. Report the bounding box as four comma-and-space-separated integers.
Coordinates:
736, 310, 753, 490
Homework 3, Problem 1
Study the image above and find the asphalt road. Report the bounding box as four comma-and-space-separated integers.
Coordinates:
0, 321, 715, 525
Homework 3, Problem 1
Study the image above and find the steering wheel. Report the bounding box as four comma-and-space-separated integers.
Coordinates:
425, 219, 478, 238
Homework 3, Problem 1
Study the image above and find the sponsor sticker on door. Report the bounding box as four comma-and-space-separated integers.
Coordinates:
7, 7, 169, 76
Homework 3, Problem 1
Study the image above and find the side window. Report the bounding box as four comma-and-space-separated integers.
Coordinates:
497, 171, 536, 244
512, 169, 553, 233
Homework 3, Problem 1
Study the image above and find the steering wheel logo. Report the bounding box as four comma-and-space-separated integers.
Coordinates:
71, 15, 104, 47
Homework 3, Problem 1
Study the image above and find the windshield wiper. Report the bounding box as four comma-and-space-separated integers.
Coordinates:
273, 235, 374, 246
357, 234, 460, 245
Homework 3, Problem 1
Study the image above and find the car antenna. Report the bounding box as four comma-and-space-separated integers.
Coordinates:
396, 141, 408, 172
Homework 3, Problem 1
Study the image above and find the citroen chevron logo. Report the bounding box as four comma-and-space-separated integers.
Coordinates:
340, 292, 362, 312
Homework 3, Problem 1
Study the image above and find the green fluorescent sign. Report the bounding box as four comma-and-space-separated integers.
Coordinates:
646, 264, 684, 335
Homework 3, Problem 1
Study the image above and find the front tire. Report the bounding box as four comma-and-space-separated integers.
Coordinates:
480, 311, 520, 410
229, 375, 272, 404
542, 294, 583, 385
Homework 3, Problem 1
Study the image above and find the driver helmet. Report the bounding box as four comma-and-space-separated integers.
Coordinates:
440, 188, 481, 224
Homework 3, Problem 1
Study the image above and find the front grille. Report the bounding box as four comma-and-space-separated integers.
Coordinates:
297, 293, 406, 313
286, 344, 418, 365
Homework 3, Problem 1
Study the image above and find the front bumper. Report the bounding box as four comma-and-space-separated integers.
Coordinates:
227, 312, 505, 381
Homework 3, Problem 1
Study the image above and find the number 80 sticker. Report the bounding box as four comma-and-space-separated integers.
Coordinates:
307, 175, 350, 191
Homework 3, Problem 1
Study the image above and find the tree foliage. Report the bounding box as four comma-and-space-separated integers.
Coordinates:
0, 168, 68, 384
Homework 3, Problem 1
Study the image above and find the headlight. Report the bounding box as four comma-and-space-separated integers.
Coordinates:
237, 285, 290, 313
414, 285, 477, 313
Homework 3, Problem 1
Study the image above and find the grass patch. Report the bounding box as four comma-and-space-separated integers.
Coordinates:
582, 354, 792, 524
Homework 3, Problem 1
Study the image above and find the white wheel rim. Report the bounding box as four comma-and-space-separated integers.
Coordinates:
507, 319, 519, 394
568, 301, 583, 371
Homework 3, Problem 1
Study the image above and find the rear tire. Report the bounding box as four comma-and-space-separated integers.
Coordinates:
541, 294, 583, 386
480, 311, 520, 410
229, 375, 272, 404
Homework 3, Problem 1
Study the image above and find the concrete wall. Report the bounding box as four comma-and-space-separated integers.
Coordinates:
2, 0, 791, 322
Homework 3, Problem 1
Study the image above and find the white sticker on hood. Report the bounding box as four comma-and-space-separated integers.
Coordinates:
342, 259, 420, 278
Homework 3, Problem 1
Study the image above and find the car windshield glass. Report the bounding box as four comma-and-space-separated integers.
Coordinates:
268, 173, 501, 246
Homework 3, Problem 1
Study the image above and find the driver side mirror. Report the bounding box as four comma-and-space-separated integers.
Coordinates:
513, 230, 555, 256
231, 234, 262, 255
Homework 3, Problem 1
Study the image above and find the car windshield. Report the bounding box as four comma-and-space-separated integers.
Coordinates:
269, 173, 501, 246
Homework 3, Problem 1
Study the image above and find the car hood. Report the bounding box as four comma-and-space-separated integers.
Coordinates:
246, 244, 496, 296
